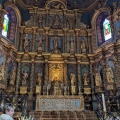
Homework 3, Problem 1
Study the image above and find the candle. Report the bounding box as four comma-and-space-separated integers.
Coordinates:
102, 93, 106, 112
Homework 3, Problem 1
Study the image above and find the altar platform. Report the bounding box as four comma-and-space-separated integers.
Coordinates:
36, 95, 84, 111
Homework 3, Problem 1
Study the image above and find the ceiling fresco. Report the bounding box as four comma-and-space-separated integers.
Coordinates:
20, 0, 97, 9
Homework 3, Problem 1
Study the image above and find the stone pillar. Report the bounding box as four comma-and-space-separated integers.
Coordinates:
32, 27, 37, 52
63, 28, 68, 53
16, 61, 21, 93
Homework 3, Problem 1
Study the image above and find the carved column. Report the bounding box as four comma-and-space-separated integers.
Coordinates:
101, 59, 107, 89
74, 9, 79, 28
45, 7, 49, 27
75, 29, 80, 53
87, 29, 92, 54
30, 62, 35, 92
4, 56, 10, 87
77, 64, 81, 94
33, 6, 38, 27
44, 56, 49, 87
63, 9, 67, 27
44, 27, 50, 52
63, 28, 68, 53
64, 58, 68, 85
113, 55, 120, 87
19, 26, 25, 51
32, 27, 37, 52
16, 61, 21, 93
90, 64, 94, 94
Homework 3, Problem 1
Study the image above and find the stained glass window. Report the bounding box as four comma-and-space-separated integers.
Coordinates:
103, 19, 112, 41
2, 14, 9, 37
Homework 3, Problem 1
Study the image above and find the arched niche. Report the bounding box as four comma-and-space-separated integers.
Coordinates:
3, 1, 21, 47
45, 0, 66, 9
91, 7, 111, 50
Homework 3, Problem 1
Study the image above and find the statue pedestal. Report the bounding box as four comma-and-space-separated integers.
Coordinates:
107, 83, 116, 90
6, 85, 15, 92
71, 86, 76, 95
36, 85, 41, 94
84, 86, 91, 94
20, 86, 27, 94
95, 86, 104, 93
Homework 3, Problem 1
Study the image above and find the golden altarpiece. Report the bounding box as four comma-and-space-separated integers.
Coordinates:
0, 0, 120, 119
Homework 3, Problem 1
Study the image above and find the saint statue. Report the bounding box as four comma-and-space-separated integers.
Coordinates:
94, 68, 102, 87
9, 67, 16, 85
23, 34, 29, 51
83, 71, 89, 86
37, 71, 42, 85
38, 36, 43, 52
80, 40, 87, 54
53, 36, 58, 49
70, 72, 75, 86
22, 71, 28, 86
106, 65, 114, 83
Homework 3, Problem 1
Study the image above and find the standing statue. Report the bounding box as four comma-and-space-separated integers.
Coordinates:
0, 64, 4, 81
83, 71, 89, 86
106, 65, 114, 83
23, 34, 30, 52
53, 36, 58, 49
22, 71, 28, 86
37, 71, 42, 85
80, 40, 88, 54
94, 68, 102, 87
70, 72, 75, 86
38, 36, 43, 52
9, 67, 16, 85
70, 35, 74, 52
